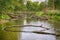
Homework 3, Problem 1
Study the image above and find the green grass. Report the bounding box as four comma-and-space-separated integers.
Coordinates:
36, 11, 44, 17
0, 14, 10, 20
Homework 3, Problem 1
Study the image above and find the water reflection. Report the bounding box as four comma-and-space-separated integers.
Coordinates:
19, 19, 56, 40
2, 17, 57, 40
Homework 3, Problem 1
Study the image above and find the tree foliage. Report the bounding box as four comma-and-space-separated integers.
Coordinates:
48, 0, 60, 9
0, 0, 24, 14
54, 0, 60, 9
26, 1, 44, 11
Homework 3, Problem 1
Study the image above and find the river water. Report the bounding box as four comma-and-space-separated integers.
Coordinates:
18, 19, 56, 40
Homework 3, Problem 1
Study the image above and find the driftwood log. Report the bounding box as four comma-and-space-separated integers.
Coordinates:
3, 25, 60, 37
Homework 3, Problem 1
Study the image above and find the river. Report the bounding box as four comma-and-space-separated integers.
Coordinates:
18, 19, 56, 40
2, 17, 60, 40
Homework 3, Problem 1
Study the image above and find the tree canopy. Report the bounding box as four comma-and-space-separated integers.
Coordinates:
48, 0, 60, 10
0, 0, 60, 15
0, 0, 25, 14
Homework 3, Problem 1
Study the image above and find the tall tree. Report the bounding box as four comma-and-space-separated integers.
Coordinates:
0, 0, 16, 14
0, 0, 24, 14
48, 0, 60, 10
26, 1, 40, 11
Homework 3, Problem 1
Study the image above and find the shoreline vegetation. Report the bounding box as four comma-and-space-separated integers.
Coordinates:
0, 11, 60, 23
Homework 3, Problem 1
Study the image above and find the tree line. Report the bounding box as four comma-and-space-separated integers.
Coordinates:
0, 0, 60, 14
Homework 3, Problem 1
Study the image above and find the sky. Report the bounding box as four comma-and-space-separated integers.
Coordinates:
24, 0, 47, 5
31, 0, 46, 3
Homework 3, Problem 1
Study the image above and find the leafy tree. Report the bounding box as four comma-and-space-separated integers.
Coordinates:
48, 0, 60, 9
0, 0, 15, 14
39, 2, 45, 11
0, 0, 25, 14
54, 0, 60, 9
26, 1, 41, 11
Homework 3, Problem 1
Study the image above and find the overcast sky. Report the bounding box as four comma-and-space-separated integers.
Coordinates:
31, 0, 46, 3
24, 0, 47, 5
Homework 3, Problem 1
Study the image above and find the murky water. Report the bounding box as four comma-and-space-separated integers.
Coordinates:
18, 19, 56, 40
2, 17, 60, 40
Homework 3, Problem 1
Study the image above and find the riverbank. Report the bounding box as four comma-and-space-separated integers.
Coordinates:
0, 12, 60, 24
0, 20, 9, 24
